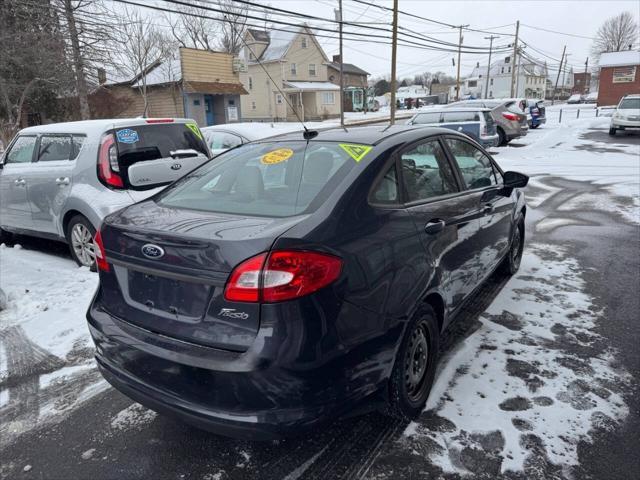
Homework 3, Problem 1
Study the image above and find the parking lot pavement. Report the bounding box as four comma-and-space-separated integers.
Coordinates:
1, 120, 638, 480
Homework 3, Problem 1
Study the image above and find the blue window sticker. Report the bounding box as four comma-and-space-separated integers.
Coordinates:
116, 128, 139, 144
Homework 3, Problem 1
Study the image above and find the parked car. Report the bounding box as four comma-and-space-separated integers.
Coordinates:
202, 123, 305, 156
88, 125, 529, 439
584, 92, 598, 104
445, 100, 528, 145
0, 118, 211, 267
609, 94, 640, 136
567, 94, 584, 104
406, 108, 499, 148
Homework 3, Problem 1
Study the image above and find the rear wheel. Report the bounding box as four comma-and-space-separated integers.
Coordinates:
497, 127, 507, 146
387, 305, 439, 420
65, 215, 96, 269
0, 228, 12, 245
501, 218, 525, 276
609, 127, 616, 136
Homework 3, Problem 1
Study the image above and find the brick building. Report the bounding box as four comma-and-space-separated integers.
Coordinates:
596, 51, 640, 106
572, 72, 592, 95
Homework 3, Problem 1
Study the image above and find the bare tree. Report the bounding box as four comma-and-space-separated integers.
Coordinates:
112, 7, 172, 117
217, 0, 249, 54
163, 0, 219, 50
592, 12, 639, 58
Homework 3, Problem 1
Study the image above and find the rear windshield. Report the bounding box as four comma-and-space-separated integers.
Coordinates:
114, 123, 209, 166
619, 98, 640, 109
157, 141, 362, 217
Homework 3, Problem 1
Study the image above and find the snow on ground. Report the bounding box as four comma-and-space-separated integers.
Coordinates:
400, 243, 630, 476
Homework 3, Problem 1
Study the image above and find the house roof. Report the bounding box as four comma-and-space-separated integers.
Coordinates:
598, 50, 640, 68
247, 29, 270, 42
471, 58, 547, 78
284, 81, 340, 91
132, 58, 181, 87
246, 26, 328, 63
327, 62, 369, 76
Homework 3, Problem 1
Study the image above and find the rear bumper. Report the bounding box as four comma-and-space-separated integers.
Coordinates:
480, 134, 500, 148
87, 289, 396, 440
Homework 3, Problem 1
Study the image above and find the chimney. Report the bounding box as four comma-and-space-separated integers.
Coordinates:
97, 68, 107, 85
333, 54, 341, 63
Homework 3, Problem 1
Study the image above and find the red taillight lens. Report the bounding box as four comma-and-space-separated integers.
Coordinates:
145, 118, 174, 123
224, 250, 343, 303
94, 230, 109, 272
502, 112, 519, 121
97, 134, 123, 188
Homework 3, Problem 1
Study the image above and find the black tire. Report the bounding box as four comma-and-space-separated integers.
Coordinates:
0, 228, 13, 245
531, 124, 539, 129
497, 127, 507, 146
65, 214, 97, 269
500, 218, 525, 276
609, 127, 616, 136
387, 304, 440, 420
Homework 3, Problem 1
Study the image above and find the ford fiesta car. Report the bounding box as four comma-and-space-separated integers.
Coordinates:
87, 126, 528, 439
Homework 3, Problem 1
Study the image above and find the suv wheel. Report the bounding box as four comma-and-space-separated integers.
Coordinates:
0, 228, 12, 245
387, 304, 439, 420
497, 127, 507, 146
609, 127, 616, 136
66, 215, 96, 269
501, 218, 525, 275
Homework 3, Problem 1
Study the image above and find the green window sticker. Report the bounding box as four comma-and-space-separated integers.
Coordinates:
186, 122, 203, 140
339, 143, 373, 162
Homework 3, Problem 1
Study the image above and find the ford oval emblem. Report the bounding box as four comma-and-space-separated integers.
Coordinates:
141, 244, 165, 259
170, 163, 182, 170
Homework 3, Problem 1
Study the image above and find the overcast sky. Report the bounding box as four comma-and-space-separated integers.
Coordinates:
265, 0, 639, 80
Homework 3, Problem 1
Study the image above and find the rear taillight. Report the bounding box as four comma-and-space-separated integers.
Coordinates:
97, 133, 123, 188
224, 250, 343, 303
94, 230, 109, 272
502, 112, 519, 121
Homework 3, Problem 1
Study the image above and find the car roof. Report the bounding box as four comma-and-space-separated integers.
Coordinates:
623, 94, 640, 98
18, 118, 196, 136
418, 106, 491, 112
201, 122, 304, 141
256, 124, 461, 146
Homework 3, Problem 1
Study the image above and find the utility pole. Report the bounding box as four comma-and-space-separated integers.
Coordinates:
514, 47, 521, 96
389, 0, 399, 124
552, 45, 566, 105
484, 35, 499, 99
337, 0, 345, 127
455, 25, 468, 101
584, 57, 589, 94
509, 20, 520, 98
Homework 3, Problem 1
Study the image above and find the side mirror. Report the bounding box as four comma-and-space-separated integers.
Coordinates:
503, 171, 529, 189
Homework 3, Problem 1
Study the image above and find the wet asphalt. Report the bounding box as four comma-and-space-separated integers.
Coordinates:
1, 130, 639, 480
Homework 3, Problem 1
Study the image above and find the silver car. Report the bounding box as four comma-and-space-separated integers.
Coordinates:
446, 100, 528, 146
0, 118, 211, 267
202, 123, 305, 156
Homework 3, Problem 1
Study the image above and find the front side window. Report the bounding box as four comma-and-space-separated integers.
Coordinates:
38, 135, 72, 162
445, 138, 497, 189
5, 135, 37, 164
205, 131, 243, 151
400, 140, 458, 202
411, 112, 441, 124
322, 92, 335, 104
159, 141, 360, 217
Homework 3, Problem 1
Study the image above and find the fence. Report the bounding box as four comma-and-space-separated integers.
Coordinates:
545, 105, 614, 125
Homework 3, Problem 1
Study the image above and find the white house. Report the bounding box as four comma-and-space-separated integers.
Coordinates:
466, 55, 548, 99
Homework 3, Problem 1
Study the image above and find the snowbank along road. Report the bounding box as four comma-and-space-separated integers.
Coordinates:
1, 111, 638, 480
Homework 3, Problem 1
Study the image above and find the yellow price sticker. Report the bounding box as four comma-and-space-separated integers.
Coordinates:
339, 143, 373, 162
185, 122, 203, 140
261, 148, 294, 165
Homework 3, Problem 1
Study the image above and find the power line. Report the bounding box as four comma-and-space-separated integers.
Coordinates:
520, 23, 596, 40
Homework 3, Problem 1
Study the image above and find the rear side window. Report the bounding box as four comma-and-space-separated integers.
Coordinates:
114, 123, 209, 168
5, 135, 37, 164
412, 112, 441, 124
371, 164, 399, 204
443, 111, 479, 123
38, 135, 71, 162
71, 135, 86, 160
400, 140, 458, 202
158, 141, 358, 217
445, 138, 497, 189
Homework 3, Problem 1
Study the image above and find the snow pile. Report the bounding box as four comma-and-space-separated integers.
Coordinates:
403, 244, 630, 476
110, 403, 157, 431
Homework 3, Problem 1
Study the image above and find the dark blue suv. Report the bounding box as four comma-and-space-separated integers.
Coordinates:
88, 126, 528, 440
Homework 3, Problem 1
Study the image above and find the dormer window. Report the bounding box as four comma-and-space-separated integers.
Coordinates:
302, 36, 308, 48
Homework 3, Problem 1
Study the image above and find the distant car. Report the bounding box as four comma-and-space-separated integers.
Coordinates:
609, 94, 640, 136
567, 94, 584, 104
446, 100, 528, 145
406, 107, 499, 148
584, 92, 598, 104
524, 99, 547, 129
202, 123, 305, 156
0, 118, 211, 267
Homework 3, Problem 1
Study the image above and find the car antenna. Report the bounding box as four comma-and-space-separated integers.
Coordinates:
232, 19, 317, 141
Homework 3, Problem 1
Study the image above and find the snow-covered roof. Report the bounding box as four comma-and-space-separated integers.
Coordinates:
471, 57, 547, 78
202, 122, 304, 141
598, 51, 640, 68
132, 58, 182, 87
261, 29, 300, 62
285, 81, 339, 91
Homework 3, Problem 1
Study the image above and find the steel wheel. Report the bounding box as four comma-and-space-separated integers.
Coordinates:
71, 223, 96, 267
404, 320, 430, 403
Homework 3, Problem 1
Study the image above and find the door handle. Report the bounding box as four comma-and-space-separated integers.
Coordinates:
14, 178, 26, 186
55, 177, 70, 185
483, 203, 495, 214
425, 219, 446, 235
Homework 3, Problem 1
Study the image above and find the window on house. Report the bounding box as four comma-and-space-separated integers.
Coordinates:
489, 90, 493, 97
290, 63, 297, 75
249, 77, 253, 90
322, 92, 335, 104
501, 67, 504, 74
276, 94, 283, 104
468, 80, 477, 87
508, 67, 511, 73
490, 78, 494, 86
301, 36, 308, 48
251, 101, 256, 110
309, 63, 316, 76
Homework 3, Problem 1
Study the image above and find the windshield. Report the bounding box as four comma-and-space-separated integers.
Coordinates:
158, 141, 362, 217
619, 98, 640, 109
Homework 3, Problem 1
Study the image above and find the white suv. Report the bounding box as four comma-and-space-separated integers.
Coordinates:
0, 118, 211, 267
610, 94, 640, 136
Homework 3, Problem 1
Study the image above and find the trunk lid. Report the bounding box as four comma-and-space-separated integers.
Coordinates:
99, 200, 305, 352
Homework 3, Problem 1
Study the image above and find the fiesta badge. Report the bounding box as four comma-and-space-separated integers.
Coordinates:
141, 244, 165, 259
